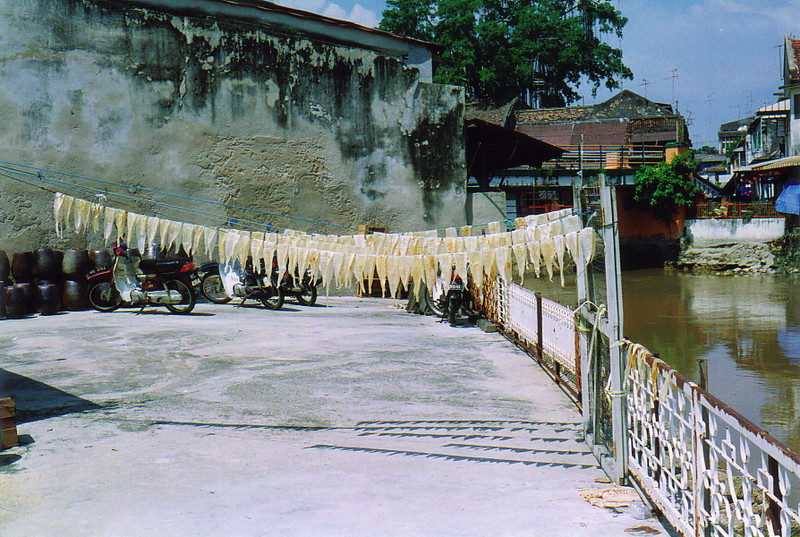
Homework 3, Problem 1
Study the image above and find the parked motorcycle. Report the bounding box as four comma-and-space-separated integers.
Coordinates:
193, 262, 231, 304
87, 241, 197, 314
278, 267, 319, 306
429, 269, 472, 326
219, 256, 284, 310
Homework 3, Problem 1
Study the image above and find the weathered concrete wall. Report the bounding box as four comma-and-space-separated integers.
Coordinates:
465, 192, 506, 226
685, 218, 786, 247
0, 0, 465, 252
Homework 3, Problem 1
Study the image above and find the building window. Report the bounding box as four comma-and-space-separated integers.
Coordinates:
794, 94, 800, 120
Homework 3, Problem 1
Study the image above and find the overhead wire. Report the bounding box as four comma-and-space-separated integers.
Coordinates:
0, 158, 545, 236
0, 159, 363, 232
0, 164, 281, 233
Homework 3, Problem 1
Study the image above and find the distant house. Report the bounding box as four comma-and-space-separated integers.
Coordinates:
465, 90, 692, 267
511, 90, 689, 216
786, 36, 800, 157
718, 117, 753, 168
695, 153, 729, 187
719, 37, 800, 217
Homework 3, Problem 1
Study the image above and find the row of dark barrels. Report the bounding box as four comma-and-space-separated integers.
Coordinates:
0, 248, 111, 319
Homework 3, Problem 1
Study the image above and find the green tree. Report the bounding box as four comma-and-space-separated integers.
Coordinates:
632, 153, 699, 221
379, 0, 632, 105
696, 145, 718, 155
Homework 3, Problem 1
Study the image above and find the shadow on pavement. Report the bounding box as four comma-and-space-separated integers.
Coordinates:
0, 369, 102, 423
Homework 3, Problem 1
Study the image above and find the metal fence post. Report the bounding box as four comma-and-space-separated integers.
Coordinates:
600, 175, 628, 483
535, 292, 543, 361
766, 455, 783, 535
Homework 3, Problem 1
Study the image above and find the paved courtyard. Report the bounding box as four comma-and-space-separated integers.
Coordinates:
0, 297, 669, 536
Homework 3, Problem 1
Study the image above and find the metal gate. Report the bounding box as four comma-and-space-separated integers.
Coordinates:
573, 172, 627, 482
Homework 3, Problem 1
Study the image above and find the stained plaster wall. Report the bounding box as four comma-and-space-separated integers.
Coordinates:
0, 0, 466, 253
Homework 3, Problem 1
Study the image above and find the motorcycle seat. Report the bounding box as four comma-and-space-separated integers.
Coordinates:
139, 259, 186, 274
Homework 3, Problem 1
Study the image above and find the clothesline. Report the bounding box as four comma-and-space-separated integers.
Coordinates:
54, 193, 595, 296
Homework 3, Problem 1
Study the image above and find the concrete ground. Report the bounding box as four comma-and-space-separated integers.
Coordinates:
0, 297, 670, 536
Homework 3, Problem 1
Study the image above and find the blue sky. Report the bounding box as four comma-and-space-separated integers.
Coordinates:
275, 1, 800, 148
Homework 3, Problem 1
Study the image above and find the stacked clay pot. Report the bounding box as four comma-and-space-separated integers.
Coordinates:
32, 248, 62, 315
3, 284, 27, 319
62, 248, 90, 311
89, 249, 112, 273
5, 251, 34, 318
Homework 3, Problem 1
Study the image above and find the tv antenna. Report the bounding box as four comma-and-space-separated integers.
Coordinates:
664, 69, 678, 109
637, 78, 649, 98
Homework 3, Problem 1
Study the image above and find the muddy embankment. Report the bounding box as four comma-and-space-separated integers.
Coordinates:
670, 230, 800, 274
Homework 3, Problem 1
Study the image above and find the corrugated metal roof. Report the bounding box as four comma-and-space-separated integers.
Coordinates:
226, 1, 438, 46
756, 100, 789, 115
751, 155, 800, 171
133, 0, 440, 52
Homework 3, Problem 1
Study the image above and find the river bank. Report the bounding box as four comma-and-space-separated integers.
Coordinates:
670, 229, 800, 275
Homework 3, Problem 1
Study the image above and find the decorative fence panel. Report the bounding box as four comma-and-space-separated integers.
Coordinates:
478, 277, 800, 537
494, 279, 580, 402
627, 342, 800, 537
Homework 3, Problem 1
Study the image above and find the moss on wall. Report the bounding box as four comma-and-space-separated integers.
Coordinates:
0, 0, 465, 251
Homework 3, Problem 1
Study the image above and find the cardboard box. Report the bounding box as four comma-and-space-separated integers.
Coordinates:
0, 398, 18, 449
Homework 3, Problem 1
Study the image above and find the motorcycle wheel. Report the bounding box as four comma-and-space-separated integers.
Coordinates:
295, 283, 317, 306
259, 286, 284, 310
164, 279, 196, 314
87, 282, 122, 312
200, 272, 231, 304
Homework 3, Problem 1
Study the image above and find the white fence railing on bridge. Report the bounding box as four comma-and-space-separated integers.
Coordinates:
495, 279, 580, 400
626, 343, 800, 537
485, 277, 800, 536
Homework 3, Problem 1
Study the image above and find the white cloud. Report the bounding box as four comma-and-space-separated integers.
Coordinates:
272, 1, 381, 28
350, 4, 381, 28
688, 0, 800, 33
277, 0, 327, 11
322, 4, 347, 19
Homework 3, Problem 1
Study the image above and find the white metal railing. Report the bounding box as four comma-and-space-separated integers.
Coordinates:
541, 298, 577, 374
627, 342, 800, 537
486, 278, 800, 536
496, 279, 580, 399
501, 280, 539, 344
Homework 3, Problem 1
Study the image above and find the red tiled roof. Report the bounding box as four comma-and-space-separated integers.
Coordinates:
517, 121, 628, 147
516, 107, 593, 123
465, 99, 520, 128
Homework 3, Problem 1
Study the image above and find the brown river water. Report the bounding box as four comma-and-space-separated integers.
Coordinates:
526, 269, 800, 454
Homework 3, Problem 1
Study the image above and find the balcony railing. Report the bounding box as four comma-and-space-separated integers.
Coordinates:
519, 203, 573, 216
695, 202, 782, 219
543, 145, 666, 171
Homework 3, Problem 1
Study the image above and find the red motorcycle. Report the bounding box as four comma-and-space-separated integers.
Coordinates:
86, 241, 197, 314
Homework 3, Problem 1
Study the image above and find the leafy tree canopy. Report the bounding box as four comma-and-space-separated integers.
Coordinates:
696, 145, 719, 155
379, 0, 633, 106
632, 153, 699, 221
